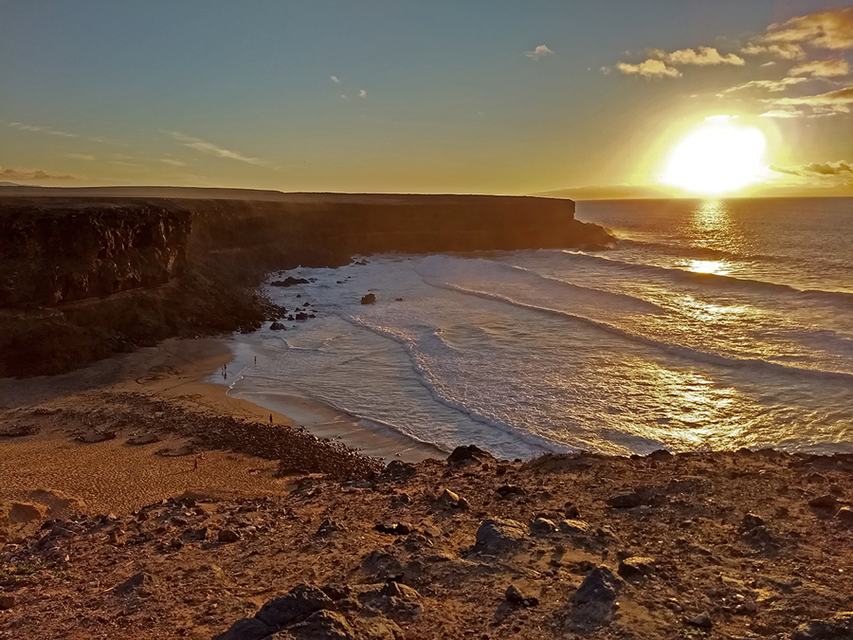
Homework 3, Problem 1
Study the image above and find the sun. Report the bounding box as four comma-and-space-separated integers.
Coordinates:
661, 116, 767, 195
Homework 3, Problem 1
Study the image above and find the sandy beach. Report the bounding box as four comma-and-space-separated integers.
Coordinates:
0, 336, 427, 519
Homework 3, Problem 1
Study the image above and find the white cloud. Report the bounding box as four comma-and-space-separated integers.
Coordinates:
358, 89, 367, 98
616, 59, 681, 78
718, 77, 809, 95
65, 153, 95, 161
160, 158, 187, 166
664, 46, 745, 66
330, 75, 340, 83
166, 131, 271, 167
768, 85, 853, 114
525, 45, 553, 60
5, 121, 77, 138
789, 58, 851, 78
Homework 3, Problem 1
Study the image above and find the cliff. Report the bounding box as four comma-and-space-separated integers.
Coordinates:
0, 192, 613, 377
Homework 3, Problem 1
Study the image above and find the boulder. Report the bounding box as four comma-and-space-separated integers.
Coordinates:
255, 584, 334, 628
446, 444, 493, 467
571, 566, 621, 606
360, 293, 376, 305
270, 277, 309, 287
474, 519, 526, 553
270, 321, 286, 330
792, 611, 853, 640
115, 572, 159, 597
530, 517, 557, 536
606, 491, 642, 508
617, 556, 656, 579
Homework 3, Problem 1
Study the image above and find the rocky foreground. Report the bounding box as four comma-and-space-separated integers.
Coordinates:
3, 441, 853, 639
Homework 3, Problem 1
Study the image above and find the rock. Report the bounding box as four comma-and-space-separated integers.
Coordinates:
374, 522, 411, 535
115, 572, 159, 597
270, 321, 286, 330
446, 444, 493, 467
741, 513, 766, 530
217, 529, 240, 543
571, 566, 621, 606
255, 584, 334, 629
809, 495, 838, 509
606, 491, 642, 508
474, 519, 527, 553
8, 502, 47, 524
127, 432, 159, 445
836, 507, 853, 526
559, 519, 591, 535
495, 485, 526, 500
215, 616, 273, 640
648, 449, 673, 461
380, 460, 416, 482
617, 556, 656, 579
564, 503, 580, 518
792, 611, 853, 640
433, 488, 468, 511
361, 551, 404, 581
295, 312, 310, 321
360, 293, 376, 305
181, 527, 209, 542
316, 519, 345, 536
270, 277, 309, 287
357, 582, 423, 622
287, 609, 356, 639
506, 585, 538, 607
530, 517, 557, 536
74, 430, 117, 443
0, 594, 16, 610
687, 612, 713, 628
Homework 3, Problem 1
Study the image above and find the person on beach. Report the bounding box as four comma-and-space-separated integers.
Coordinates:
193, 452, 205, 470
269, 414, 273, 425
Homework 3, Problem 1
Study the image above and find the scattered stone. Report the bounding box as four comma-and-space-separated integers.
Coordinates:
606, 491, 642, 508
361, 293, 376, 305
374, 522, 411, 535
506, 585, 538, 607
270, 277, 309, 287
433, 488, 469, 511
495, 485, 526, 500
316, 519, 345, 536
362, 551, 404, 581
255, 584, 334, 629
559, 519, 591, 535
530, 517, 557, 536
741, 513, 766, 530
571, 566, 621, 606
115, 572, 159, 597
648, 449, 673, 461
295, 312, 310, 321
74, 430, 117, 443
446, 444, 493, 467
380, 460, 416, 482
270, 321, 286, 330
217, 528, 240, 543
0, 594, 16, 610
617, 556, 656, 579
809, 495, 838, 509
215, 616, 273, 640
836, 507, 853, 527
127, 432, 159, 445
687, 612, 713, 628
564, 503, 580, 518
0, 424, 38, 437
474, 519, 527, 553
792, 611, 853, 640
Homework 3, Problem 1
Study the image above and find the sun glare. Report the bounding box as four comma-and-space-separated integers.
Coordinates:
661, 116, 767, 195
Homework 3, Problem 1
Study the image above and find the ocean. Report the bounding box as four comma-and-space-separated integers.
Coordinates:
219, 197, 853, 460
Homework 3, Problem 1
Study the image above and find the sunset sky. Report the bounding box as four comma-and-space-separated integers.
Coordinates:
2, 1, 852, 197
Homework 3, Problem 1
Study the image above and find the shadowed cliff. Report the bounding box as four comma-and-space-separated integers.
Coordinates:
0, 192, 613, 377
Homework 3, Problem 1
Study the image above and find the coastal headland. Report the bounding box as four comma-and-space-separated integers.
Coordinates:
2, 189, 853, 638
0, 188, 612, 378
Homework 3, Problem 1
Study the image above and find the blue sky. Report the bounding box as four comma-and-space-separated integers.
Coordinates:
2, 1, 851, 195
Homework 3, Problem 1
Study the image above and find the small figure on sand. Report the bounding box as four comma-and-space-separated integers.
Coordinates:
193, 452, 205, 470
254, 356, 257, 365
269, 414, 273, 425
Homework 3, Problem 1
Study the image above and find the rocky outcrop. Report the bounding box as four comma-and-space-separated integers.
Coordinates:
0, 192, 613, 376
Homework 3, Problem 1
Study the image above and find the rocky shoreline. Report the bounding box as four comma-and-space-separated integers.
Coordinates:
3, 436, 853, 639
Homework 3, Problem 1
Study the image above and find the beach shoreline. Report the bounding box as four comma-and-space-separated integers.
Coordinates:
0, 334, 426, 519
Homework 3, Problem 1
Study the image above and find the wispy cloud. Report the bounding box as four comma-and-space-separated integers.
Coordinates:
5, 121, 77, 138
616, 59, 681, 78
160, 158, 187, 166
771, 160, 853, 176
358, 89, 367, 98
654, 46, 745, 66
718, 77, 809, 95
166, 131, 271, 167
330, 75, 341, 84
0, 166, 75, 181
741, 43, 806, 60
760, 107, 806, 119
769, 85, 853, 114
65, 153, 95, 161
761, 7, 853, 51
525, 45, 553, 60
789, 58, 850, 78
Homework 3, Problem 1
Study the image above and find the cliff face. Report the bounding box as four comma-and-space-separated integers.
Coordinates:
0, 193, 612, 376
0, 200, 189, 308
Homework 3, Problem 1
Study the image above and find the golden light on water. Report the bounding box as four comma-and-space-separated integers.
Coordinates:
687, 260, 728, 275
661, 116, 767, 195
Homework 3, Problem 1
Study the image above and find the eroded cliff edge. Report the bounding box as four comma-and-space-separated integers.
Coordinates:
0, 192, 613, 377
